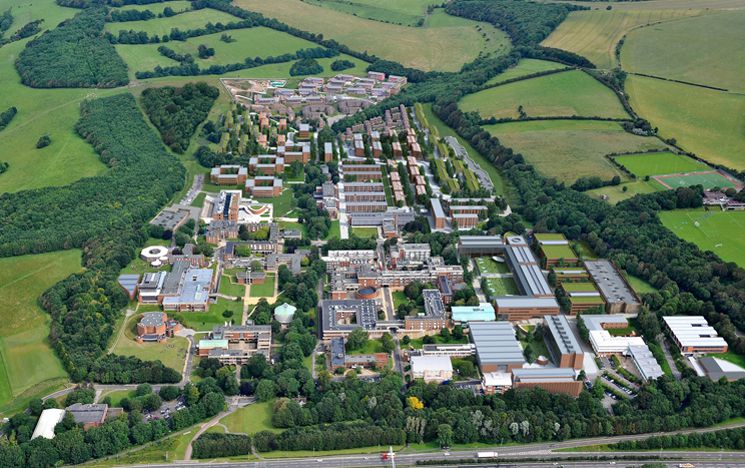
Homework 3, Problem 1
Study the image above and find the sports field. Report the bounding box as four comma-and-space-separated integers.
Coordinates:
104, 9, 241, 37
483, 120, 667, 183
659, 209, 745, 267
542, 9, 702, 69
485, 59, 567, 85
115, 28, 368, 78
0, 0, 110, 194
460, 70, 628, 119
304, 0, 436, 26
614, 151, 708, 178
234, 0, 510, 71
625, 76, 745, 170
621, 11, 745, 92
654, 171, 738, 190
0, 249, 82, 412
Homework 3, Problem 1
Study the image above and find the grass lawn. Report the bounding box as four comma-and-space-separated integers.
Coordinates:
624, 273, 657, 294
621, 11, 745, 92
347, 339, 385, 355
257, 189, 295, 218
659, 208, 745, 267
249, 273, 276, 297
234, 0, 509, 72
542, 9, 702, 69
460, 70, 629, 120
484, 120, 666, 183
351, 226, 379, 239
221, 401, 281, 434
104, 9, 241, 37
0, 0, 112, 194
111, 314, 189, 371
0, 250, 83, 414
324, 220, 341, 240
419, 103, 507, 195
174, 297, 243, 331
625, 75, 745, 170
218, 274, 246, 298
100, 389, 133, 407
191, 192, 207, 208
475, 256, 510, 274
710, 352, 745, 369
406, 335, 468, 350
484, 277, 520, 297
485, 58, 567, 85
614, 151, 709, 178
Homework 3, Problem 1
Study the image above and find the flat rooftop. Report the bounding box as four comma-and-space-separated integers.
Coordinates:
544, 315, 583, 355
663, 316, 728, 349
469, 321, 525, 367
585, 259, 639, 305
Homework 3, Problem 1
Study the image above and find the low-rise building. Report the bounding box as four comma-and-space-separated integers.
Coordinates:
469, 321, 525, 373
535, 233, 578, 267
197, 323, 272, 364
543, 315, 583, 369
512, 368, 583, 397
585, 260, 641, 314
451, 303, 495, 323
210, 165, 248, 185
404, 289, 447, 334
136, 312, 182, 342
245, 176, 283, 198
65, 403, 108, 430
663, 316, 728, 354
410, 355, 453, 383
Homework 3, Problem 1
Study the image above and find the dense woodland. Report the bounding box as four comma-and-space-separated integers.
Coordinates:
15, 7, 128, 88
141, 82, 219, 153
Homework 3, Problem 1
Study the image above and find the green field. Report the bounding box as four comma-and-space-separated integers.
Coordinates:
250, 273, 276, 297
174, 297, 243, 332
485, 277, 520, 297
659, 209, 745, 267
461, 70, 628, 120
655, 172, 737, 190
626, 76, 745, 170
542, 9, 703, 69
218, 274, 246, 298
351, 226, 379, 238
304, 0, 436, 26
485, 58, 567, 85
115, 27, 360, 78
0, 0, 112, 194
621, 11, 745, 92
614, 151, 708, 178
112, 336, 189, 373
0, 249, 82, 412
104, 9, 242, 37
475, 256, 510, 274
257, 189, 296, 218
234, 0, 510, 72
221, 401, 281, 434
484, 120, 666, 183
586, 180, 660, 204
113, 0, 192, 14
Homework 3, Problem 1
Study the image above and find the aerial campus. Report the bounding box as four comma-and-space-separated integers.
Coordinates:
0, 0, 745, 467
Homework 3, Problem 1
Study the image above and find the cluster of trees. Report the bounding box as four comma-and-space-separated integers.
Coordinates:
140, 82, 219, 153
0, 382, 226, 467
108, 18, 258, 44
107, 8, 155, 22
157, 45, 193, 63
36, 134, 51, 149
571, 175, 621, 192
197, 43, 214, 58
289, 57, 323, 76
276, 250, 325, 313
0, 106, 16, 131
193, 433, 252, 459
612, 427, 745, 451
58, 0, 176, 6
0, 8, 12, 37
0, 18, 44, 47
330, 59, 354, 71
0, 94, 186, 384
16, 7, 128, 88
135, 46, 338, 79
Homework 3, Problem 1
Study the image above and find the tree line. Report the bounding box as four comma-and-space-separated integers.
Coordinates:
140, 82, 219, 153
15, 7, 128, 88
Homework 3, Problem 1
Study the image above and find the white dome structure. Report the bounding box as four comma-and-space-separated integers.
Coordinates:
141, 246, 170, 266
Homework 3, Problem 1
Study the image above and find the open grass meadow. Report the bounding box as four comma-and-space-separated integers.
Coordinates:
303, 0, 436, 26
483, 119, 667, 183
586, 180, 661, 204
621, 11, 745, 92
659, 209, 745, 267
111, 335, 189, 374
460, 70, 628, 120
541, 9, 703, 69
485, 58, 567, 85
625, 75, 745, 170
104, 9, 242, 37
221, 400, 281, 434
614, 151, 709, 178
112, 0, 192, 14
0, 249, 82, 414
0, 0, 112, 194
234, 0, 510, 72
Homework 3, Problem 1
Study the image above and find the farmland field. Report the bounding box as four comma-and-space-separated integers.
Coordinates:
539, 0, 745, 11
113, 0, 192, 14
115, 28, 369, 78
542, 9, 703, 69
460, 70, 628, 119
485, 58, 567, 85
614, 151, 708, 178
234, 0, 510, 71
621, 12, 745, 92
0, 250, 82, 413
303, 0, 436, 26
104, 9, 242, 37
659, 209, 745, 267
0, 0, 111, 194
625, 76, 745, 170
484, 120, 667, 183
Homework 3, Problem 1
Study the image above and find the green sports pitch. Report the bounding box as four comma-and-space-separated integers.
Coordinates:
654, 171, 738, 190
659, 209, 745, 267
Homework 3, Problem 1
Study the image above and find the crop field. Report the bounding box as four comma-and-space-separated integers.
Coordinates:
113, 0, 192, 14
625, 76, 745, 170
542, 9, 702, 69
104, 9, 241, 37
460, 70, 628, 119
304, 0, 436, 26
614, 151, 708, 178
0, 0, 111, 194
485, 58, 566, 85
621, 11, 745, 92
0, 249, 82, 411
115, 27, 363, 77
484, 120, 666, 183
234, 0, 510, 72
659, 209, 745, 267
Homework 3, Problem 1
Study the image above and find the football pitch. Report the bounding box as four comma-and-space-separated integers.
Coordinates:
654, 171, 738, 190
659, 209, 745, 267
